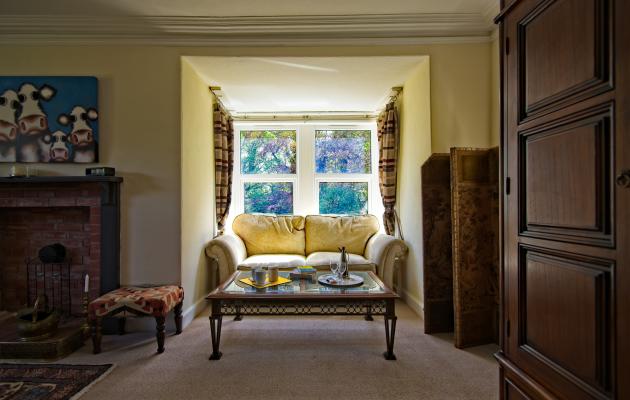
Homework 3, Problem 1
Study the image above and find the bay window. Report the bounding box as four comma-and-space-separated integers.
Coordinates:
229, 122, 382, 225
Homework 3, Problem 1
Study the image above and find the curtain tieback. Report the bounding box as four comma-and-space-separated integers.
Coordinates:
383, 207, 404, 240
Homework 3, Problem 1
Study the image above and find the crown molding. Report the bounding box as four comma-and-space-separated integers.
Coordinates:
0, 13, 495, 46
480, 0, 501, 27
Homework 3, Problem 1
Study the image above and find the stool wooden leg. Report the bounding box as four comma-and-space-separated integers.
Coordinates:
155, 316, 166, 353
174, 302, 183, 335
91, 317, 102, 354
118, 317, 127, 335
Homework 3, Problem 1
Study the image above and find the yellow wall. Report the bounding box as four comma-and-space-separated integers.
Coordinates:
0, 46, 182, 289
0, 42, 494, 322
429, 43, 494, 152
180, 59, 215, 317
396, 59, 432, 314
395, 43, 495, 315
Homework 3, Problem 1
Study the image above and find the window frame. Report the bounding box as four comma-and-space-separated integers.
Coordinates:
232, 124, 301, 216
313, 124, 378, 215
229, 122, 382, 225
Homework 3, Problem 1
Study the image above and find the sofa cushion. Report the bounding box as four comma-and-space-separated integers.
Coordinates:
237, 254, 306, 270
305, 252, 376, 272
233, 214, 305, 256
305, 215, 379, 255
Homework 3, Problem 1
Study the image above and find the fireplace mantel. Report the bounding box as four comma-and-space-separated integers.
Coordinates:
0, 176, 122, 184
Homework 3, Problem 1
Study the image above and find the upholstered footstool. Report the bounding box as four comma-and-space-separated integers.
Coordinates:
88, 285, 184, 354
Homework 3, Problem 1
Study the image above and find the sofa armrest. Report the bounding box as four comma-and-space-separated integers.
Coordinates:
365, 234, 408, 292
205, 234, 247, 286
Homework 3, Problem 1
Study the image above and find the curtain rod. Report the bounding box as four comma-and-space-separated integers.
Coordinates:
210, 85, 402, 118
209, 86, 230, 113
387, 86, 403, 103
232, 113, 377, 122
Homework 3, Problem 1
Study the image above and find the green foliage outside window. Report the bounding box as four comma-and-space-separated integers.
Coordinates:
241, 130, 296, 174
315, 130, 371, 174
319, 182, 368, 215
244, 182, 293, 215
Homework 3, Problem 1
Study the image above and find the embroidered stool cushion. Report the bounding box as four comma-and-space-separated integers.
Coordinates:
89, 285, 184, 319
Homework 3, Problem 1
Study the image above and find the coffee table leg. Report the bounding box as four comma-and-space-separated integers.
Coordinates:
365, 303, 374, 321
209, 301, 223, 360
209, 315, 223, 360
234, 304, 242, 321
383, 300, 397, 360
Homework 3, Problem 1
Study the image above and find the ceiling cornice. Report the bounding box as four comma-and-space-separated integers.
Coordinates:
0, 13, 495, 46
480, 0, 501, 27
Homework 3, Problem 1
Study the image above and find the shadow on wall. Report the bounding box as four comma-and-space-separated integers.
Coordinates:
196, 247, 214, 295
114, 171, 162, 284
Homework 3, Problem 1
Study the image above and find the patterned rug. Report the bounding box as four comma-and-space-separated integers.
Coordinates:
0, 364, 113, 400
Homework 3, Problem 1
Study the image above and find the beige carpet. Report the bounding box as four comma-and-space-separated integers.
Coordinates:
61, 301, 499, 400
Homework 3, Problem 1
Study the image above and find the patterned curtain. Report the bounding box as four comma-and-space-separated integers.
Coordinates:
213, 105, 234, 235
377, 102, 402, 237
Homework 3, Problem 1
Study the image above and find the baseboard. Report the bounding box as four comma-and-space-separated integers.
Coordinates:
182, 297, 208, 328
400, 288, 424, 319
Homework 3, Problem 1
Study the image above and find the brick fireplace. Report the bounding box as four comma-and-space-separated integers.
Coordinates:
0, 177, 122, 315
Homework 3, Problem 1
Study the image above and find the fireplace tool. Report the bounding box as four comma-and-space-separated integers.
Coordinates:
16, 294, 60, 341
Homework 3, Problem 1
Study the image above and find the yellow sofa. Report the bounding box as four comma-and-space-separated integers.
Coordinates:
205, 214, 408, 291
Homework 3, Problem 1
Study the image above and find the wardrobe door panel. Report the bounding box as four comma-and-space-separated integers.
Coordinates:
518, 0, 612, 122
519, 246, 612, 392
520, 105, 613, 246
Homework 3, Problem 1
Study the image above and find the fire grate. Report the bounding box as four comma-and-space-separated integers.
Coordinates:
25, 258, 76, 317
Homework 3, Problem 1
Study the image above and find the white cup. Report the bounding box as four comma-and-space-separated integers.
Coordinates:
267, 267, 279, 282
251, 268, 267, 285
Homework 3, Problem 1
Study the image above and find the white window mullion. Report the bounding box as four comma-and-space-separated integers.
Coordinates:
297, 125, 315, 215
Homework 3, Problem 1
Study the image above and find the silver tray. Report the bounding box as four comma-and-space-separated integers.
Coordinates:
318, 273, 364, 288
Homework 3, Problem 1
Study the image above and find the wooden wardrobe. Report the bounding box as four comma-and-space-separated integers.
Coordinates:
495, 0, 629, 399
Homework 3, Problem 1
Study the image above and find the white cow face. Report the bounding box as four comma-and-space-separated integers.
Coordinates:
58, 106, 98, 147
46, 130, 70, 162
0, 90, 19, 143
17, 83, 56, 135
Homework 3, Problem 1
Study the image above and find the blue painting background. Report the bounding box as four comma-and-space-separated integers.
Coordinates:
0, 76, 98, 161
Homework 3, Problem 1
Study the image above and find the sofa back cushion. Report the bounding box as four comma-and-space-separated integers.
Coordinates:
304, 215, 379, 256
233, 214, 305, 256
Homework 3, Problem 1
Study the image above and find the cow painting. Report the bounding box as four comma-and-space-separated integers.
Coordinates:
58, 106, 98, 163
0, 89, 19, 162
48, 131, 70, 162
17, 83, 56, 162
0, 76, 99, 163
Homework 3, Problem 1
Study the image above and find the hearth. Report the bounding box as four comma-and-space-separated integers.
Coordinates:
0, 176, 122, 359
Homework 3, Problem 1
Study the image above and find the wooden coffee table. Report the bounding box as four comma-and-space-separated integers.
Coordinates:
205, 270, 399, 360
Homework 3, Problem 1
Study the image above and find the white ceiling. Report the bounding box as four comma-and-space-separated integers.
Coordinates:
3, 0, 496, 17
185, 56, 427, 113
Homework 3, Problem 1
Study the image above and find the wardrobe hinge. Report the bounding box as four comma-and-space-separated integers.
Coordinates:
505, 37, 510, 55
505, 177, 511, 195
506, 320, 511, 337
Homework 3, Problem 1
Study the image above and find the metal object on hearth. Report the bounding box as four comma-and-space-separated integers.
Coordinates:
26, 257, 74, 317
16, 295, 60, 341
81, 284, 90, 339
